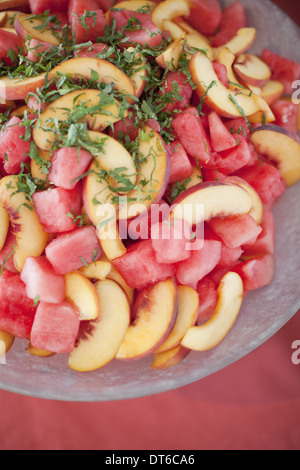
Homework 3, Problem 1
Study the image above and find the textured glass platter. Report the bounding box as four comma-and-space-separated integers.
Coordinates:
0, 0, 299, 402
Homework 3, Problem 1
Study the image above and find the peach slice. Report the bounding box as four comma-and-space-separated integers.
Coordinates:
150, 344, 190, 370
212, 28, 257, 59
185, 32, 214, 61
189, 52, 259, 118
25, 343, 55, 357
83, 130, 137, 226
15, 13, 62, 46
0, 330, 14, 359
0, 73, 46, 101
152, 0, 190, 31
155, 285, 199, 353
48, 58, 136, 102
0, 0, 28, 10
68, 279, 131, 372
250, 125, 300, 186
118, 126, 169, 220
33, 89, 125, 151
171, 181, 252, 225
248, 93, 275, 124
181, 271, 244, 351
260, 80, 284, 106
162, 18, 186, 40
30, 148, 51, 184
162, 19, 213, 60
0, 200, 9, 251
224, 176, 263, 225
126, 47, 147, 98
234, 54, 271, 88
64, 271, 100, 321
116, 278, 178, 360
0, 175, 48, 271
105, 264, 134, 306
156, 35, 185, 71
214, 47, 248, 92
79, 260, 112, 281
0, 12, 6, 25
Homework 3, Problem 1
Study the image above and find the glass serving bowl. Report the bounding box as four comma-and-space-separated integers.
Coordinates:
1, 0, 300, 402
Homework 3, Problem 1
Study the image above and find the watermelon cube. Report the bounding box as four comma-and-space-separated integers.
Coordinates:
70, 9, 107, 44
0, 228, 18, 273
29, 0, 69, 14
271, 99, 299, 134
0, 271, 36, 339
235, 161, 286, 207
261, 49, 300, 95
151, 218, 193, 264
158, 71, 193, 114
208, 214, 262, 249
187, 0, 222, 36
0, 29, 22, 65
167, 141, 193, 184
208, 112, 237, 152
172, 107, 212, 165
211, 1, 247, 47
233, 254, 275, 291
0, 116, 31, 174
27, 39, 54, 63
33, 186, 82, 233
30, 300, 80, 353
111, 10, 163, 48
45, 225, 102, 275
20, 256, 65, 304
242, 210, 275, 256
49, 147, 93, 190
196, 277, 218, 324
112, 239, 175, 290
175, 239, 222, 290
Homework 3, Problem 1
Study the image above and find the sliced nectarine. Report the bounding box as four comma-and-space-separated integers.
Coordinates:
151, 344, 190, 370
212, 28, 257, 59
64, 271, 101, 321
0, 330, 14, 359
155, 285, 199, 353
118, 126, 169, 220
48, 58, 136, 102
189, 52, 259, 118
152, 0, 190, 31
181, 271, 244, 351
0, 175, 48, 271
171, 181, 252, 225
68, 279, 131, 372
0, 200, 9, 251
33, 89, 125, 151
116, 278, 178, 360
251, 125, 300, 186
15, 13, 62, 46
234, 53, 271, 88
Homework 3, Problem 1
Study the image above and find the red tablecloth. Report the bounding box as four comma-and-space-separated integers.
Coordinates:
0, 0, 300, 451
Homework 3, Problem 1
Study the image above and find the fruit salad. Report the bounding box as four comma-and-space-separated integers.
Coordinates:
0, 0, 299, 372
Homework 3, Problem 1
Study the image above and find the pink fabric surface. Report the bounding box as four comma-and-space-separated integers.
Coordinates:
0, 309, 300, 450
0, 0, 299, 451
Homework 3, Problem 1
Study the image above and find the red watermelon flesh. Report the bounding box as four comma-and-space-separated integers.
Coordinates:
0, 117, 31, 174
0, 271, 37, 339
33, 185, 82, 233
45, 226, 103, 275
187, 0, 222, 37
30, 300, 80, 353
20, 256, 65, 304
